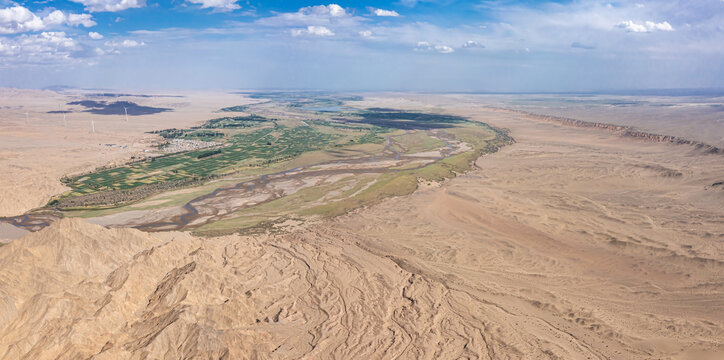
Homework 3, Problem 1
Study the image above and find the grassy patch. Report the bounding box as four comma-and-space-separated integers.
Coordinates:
219, 105, 248, 112
394, 132, 445, 153
300, 172, 418, 217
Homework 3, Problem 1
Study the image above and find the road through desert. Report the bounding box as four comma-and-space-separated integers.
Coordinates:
0, 95, 722, 359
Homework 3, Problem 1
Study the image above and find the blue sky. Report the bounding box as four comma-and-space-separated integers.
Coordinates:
0, 0, 722, 91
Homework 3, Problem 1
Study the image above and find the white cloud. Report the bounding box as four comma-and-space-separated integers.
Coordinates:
616, 20, 674, 32
0, 6, 95, 34
69, 0, 146, 13
257, 4, 355, 28
359, 30, 372, 37
185, 0, 240, 12
414, 41, 454, 53
292, 25, 335, 37
0, 38, 10, 55
414, 41, 432, 51
435, 45, 454, 53
299, 4, 346, 17
88, 31, 104, 39
123, 39, 145, 47
0, 31, 86, 65
324, 4, 346, 17
44, 10, 96, 27
105, 39, 145, 47
373, 9, 400, 17
0, 6, 44, 33
462, 40, 484, 48
646, 21, 674, 31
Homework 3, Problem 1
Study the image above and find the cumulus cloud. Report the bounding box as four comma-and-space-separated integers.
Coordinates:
291, 25, 335, 37
69, 0, 146, 13
616, 20, 674, 33
0, 31, 88, 65
185, 0, 240, 12
322, 4, 346, 17
435, 45, 454, 53
372, 9, 399, 17
0, 6, 44, 33
44, 10, 96, 27
88, 31, 104, 39
299, 4, 346, 17
257, 4, 355, 28
0, 6, 96, 34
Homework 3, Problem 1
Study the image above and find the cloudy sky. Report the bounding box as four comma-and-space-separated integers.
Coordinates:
0, 0, 722, 91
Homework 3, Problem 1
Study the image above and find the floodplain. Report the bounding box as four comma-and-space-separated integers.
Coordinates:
6, 92, 510, 235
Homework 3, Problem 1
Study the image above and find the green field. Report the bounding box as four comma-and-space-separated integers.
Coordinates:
62, 125, 352, 196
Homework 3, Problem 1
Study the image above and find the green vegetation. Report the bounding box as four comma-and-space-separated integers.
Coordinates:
53, 92, 513, 235
57, 108, 403, 205
62, 125, 341, 197
345, 110, 469, 130
195, 123, 512, 236
219, 105, 248, 112
392, 131, 445, 153
200, 115, 270, 129
150, 129, 224, 140
300, 125, 510, 218
300, 172, 419, 218
196, 149, 222, 159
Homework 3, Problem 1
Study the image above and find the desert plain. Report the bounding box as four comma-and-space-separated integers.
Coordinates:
0, 89, 722, 359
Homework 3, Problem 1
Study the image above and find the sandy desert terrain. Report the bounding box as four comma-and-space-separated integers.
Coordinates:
0, 88, 254, 217
461, 93, 724, 148
0, 92, 722, 359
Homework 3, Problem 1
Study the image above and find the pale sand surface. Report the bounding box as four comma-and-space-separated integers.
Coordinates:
0, 88, 254, 216
0, 223, 28, 243
0, 95, 722, 359
460, 93, 724, 148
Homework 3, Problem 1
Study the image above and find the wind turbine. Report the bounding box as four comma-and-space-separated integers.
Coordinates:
124, 106, 129, 122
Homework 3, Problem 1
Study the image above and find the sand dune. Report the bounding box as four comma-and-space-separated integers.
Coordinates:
0, 105, 721, 359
